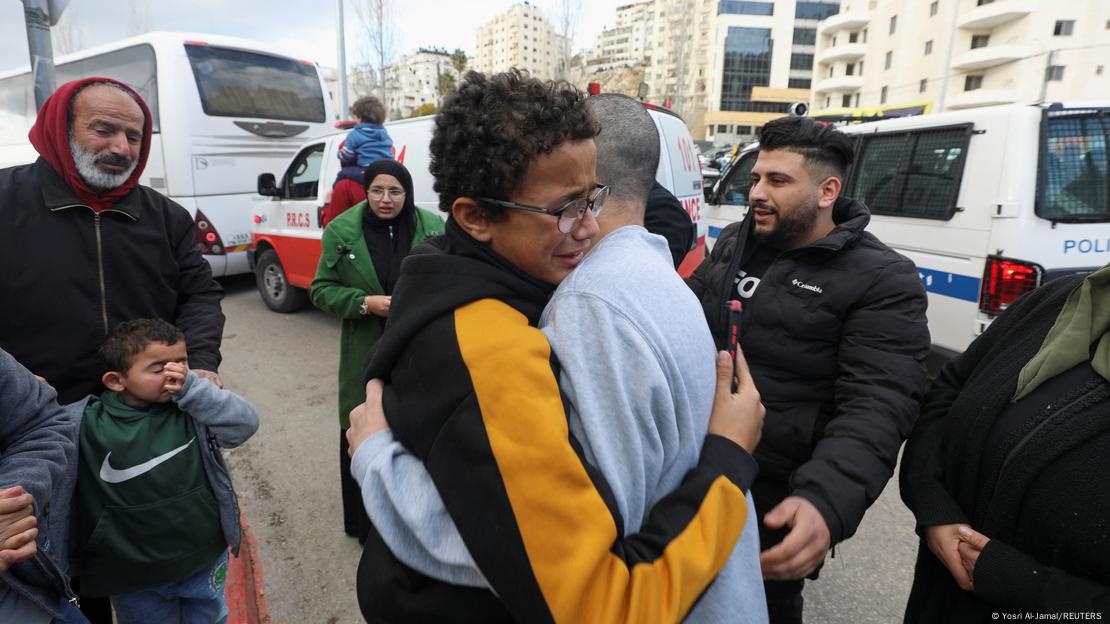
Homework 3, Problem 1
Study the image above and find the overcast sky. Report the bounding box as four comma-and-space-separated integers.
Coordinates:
0, 0, 622, 73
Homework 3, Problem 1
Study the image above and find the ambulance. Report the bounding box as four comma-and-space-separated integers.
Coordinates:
705, 102, 1110, 366
250, 102, 708, 312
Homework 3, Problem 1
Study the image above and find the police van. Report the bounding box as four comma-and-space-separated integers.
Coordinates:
250, 102, 708, 312
705, 102, 1110, 363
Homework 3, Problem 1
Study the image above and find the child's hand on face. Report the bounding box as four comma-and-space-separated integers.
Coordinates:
163, 362, 188, 396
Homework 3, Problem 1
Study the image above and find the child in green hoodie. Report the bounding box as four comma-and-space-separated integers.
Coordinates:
75, 319, 259, 624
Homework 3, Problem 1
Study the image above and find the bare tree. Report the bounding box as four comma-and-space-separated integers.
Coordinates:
551, 0, 581, 80
352, 0, 398, 105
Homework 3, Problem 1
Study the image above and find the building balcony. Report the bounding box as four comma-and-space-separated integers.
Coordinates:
947, 88, 1017, 110
951, 44, 1032, 71
816, 43, 867, 64
819, 11, 872, 35
814, 75, 864, 93
957, 0, 1034, 30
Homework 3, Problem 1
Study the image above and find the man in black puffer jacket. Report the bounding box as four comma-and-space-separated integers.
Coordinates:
687, 116, 931, 623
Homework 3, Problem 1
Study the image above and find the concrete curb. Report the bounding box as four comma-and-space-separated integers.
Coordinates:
226, 508, 272, 624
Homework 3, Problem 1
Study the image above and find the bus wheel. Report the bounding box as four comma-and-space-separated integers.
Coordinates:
255, 250, 308, 313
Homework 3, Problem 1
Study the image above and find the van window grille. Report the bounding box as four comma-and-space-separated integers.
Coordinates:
846, 124, 971, 220
1037, 108, 1110, 221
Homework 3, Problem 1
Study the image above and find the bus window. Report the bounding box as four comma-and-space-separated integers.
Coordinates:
56, 45, 159, 132
1039, 109, 1110, 221
185, 45, 326, 123
285, 143, 325, 199
0, 73, 34, 145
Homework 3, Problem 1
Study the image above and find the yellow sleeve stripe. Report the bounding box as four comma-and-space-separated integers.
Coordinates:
456, 299, 748, 623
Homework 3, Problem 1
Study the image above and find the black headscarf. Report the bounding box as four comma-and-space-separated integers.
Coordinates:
361, 158, 417, 294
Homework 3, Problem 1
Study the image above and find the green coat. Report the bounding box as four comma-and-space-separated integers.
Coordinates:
310, 201, 444, 428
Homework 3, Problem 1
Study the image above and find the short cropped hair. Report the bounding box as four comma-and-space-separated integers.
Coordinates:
429, 69, 599, 216
351, 95, 386, 124
758, 116, 855, 181
99, 319, 184, 373
586, 94, 659, 205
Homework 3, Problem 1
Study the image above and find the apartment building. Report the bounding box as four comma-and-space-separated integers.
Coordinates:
811, 0, 1110, 116
473, 2, 567, 80
702, 0, 838, 145
585, 1, 655, 73
636, 1, 836, 144
382, 49, 457, 119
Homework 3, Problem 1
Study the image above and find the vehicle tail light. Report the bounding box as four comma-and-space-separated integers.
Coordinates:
979, 256, 1043, 316
194, 209, 227, 255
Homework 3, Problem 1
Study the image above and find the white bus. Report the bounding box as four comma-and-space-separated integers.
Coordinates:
0, 32, 336, 276
705, 103, 1110, 368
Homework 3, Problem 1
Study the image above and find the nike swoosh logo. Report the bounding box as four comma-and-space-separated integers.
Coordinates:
99, 439, 195, 484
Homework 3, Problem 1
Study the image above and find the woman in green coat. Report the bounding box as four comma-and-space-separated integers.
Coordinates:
310, 158, 444, 542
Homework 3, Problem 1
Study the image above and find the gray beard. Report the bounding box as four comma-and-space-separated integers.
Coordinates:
69, 139, 137, 192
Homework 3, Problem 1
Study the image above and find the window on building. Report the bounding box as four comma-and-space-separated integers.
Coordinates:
717, 124, 729, 133
737, 125, 752, 134
842, 94, 852, 107
863, 29, 868, 43
859, 60, 864, 73
846, 126, 972, 220
790, 53, 815, 70
885, 50, 893, 70
793, 28, 817, 45
977, 0, 994, 5
720, 27, 788, 113
849, 31, 859, 43
794, 2, 839, 20
1054, 20, 1075, 36
920, 78, 928, 92
889, 15, 897, 35
1046, 65, 1065, 81
788, 78, 812, 88
964, 75, 983, 90
925, 40, 933, 55
828, 66, 834, 78
717, 1, 774, 16
846, 63, 855, 75
1098, 65, 1105, 75
930, 1, 938, 16
880, 85, 888, 103
971, 34, 990, 49
825, 96, 831, 107
854, 93, 860, 107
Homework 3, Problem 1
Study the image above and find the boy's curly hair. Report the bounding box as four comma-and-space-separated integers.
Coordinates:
99, 318, 184, 373
429, 69, 599, 216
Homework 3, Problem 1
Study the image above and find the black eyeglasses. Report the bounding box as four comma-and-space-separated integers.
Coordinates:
478, 184, 609, 233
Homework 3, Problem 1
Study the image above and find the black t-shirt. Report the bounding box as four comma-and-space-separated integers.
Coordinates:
732, 244, 777, 302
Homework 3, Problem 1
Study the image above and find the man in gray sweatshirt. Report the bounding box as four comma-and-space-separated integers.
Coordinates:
349, 94, 767, 621
0, 349, 82, 623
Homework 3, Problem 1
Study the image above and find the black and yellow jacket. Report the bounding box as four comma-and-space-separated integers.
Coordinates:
357, 220, 759, 623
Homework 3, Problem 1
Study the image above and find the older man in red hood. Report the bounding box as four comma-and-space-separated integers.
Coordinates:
0, 77, 224, 403
0, 76, 226, 622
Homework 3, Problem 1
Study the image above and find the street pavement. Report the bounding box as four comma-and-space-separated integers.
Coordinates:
217, 273, 917, 623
